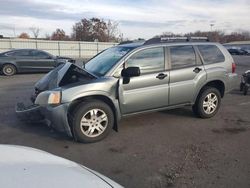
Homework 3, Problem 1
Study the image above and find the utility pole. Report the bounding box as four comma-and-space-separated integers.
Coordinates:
210, 24, 214, 32
13, 26, 16, 37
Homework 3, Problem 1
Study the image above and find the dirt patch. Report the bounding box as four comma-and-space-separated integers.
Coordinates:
151, 144, 211, 187
212, 127, 247, 134
223, 118, 250, 125
108, 146, 127, 153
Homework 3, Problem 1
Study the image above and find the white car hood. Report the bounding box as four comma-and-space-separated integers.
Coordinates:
0, 145, 122, 188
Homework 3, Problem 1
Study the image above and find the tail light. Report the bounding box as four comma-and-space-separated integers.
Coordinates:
232, 62, 236, 73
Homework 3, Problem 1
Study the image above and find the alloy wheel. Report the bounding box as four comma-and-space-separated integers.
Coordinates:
80, 109, 108, 138
203, 93, 218, 114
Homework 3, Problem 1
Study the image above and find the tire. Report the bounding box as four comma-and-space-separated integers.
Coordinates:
240, 83, 244, 91
192, 87, 221, 118
71, 100, 114, 143
243, 86, 248, 95
2, 64, 16, 76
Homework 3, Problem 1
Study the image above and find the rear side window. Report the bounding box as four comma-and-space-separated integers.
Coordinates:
31, 50, 50, 58
170, 45, 196, 69
198, 45, 225, 64
6, 50, 30, 57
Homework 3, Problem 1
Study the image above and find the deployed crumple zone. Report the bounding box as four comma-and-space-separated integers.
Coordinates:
16, 37, 238, 143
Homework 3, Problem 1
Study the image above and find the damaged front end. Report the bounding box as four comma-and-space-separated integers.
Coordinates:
16, 103, 44, 122
16, 63, 97, 138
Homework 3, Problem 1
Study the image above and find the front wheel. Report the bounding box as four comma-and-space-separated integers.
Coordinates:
243, 86, 248, 95
192, 87, 221, 118
72, 100, 114, 143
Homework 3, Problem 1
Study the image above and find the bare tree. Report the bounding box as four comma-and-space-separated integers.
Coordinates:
29, 27, 40, 39
50, 28, 70, 40
106, 20, 120, 42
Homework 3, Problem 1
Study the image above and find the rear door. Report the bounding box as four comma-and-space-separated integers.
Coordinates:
9, 50, 33, 71
168, 45, 206, 105
118, 46, 170, 114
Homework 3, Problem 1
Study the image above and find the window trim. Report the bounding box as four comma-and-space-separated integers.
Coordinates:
169, 45, 198, 70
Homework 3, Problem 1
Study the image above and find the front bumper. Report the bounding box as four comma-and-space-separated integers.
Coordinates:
16, 102, 73, 138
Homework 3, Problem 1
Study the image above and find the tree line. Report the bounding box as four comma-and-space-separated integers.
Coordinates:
158, 31, 250, 43
17, 17, 250, 43
18, 17, 122, 42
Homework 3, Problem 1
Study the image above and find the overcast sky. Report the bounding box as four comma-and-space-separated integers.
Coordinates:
0, 0, 249, 39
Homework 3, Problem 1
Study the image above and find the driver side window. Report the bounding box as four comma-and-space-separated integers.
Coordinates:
126, 47, 165, 74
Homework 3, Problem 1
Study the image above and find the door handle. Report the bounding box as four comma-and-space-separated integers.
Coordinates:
193, 67, 202, 73
156, 73, 168, 80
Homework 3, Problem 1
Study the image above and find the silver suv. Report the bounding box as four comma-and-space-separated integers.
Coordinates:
17, 37, 238, 143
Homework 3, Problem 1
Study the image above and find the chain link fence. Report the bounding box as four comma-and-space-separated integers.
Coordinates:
0, 39, 117, 58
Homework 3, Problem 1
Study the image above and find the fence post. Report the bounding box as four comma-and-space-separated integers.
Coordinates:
79, 42, 81, 58
9, 39, 12, 49
96, 42, 99, 54
58, 42, 60, 56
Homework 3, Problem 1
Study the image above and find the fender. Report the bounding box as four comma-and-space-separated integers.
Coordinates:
65, 90, 122, 132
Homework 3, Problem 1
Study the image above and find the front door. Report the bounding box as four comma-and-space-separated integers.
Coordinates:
118, 47, 170, 115
29, 50, 56, 71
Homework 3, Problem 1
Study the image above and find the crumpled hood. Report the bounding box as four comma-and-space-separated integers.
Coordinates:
34, 63, 96, 92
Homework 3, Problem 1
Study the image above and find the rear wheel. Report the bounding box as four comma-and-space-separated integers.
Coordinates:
2, 64, 16, 76
240, 83, 244, 91
192, 87, 221, 118
243, 86, 248, 95
72, 100, 114, 143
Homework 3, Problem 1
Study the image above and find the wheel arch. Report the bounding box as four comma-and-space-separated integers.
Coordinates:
1, 62, 18, 72
195, 80, 225, 102
67, 95, 120, 134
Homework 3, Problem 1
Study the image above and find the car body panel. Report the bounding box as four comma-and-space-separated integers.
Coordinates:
119, 71, 170, 114
0, 145, 123, 188
169, 65, 206, 105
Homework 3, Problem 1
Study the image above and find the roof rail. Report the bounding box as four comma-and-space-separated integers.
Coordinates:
118, 40, 134, 45
144, 36, 209, 45
118, 39, 145, 45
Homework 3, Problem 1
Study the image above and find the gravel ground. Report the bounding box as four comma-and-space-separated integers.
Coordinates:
0, 56, 250, 188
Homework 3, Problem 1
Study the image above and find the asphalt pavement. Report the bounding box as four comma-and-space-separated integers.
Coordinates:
0, 56, 250, 188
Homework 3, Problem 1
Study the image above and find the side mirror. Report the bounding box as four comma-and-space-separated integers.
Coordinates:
121, 67, 140, 77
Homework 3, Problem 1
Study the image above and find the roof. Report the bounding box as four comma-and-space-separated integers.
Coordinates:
118, 37, 210, 48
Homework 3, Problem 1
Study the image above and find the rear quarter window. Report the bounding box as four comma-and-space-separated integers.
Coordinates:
198, 45, 225, 64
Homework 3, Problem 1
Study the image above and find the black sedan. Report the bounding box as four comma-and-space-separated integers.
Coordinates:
0, 49, 75, 76
228, 48, 249, 55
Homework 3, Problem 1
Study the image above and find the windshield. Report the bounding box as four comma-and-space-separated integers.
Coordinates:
85, 46, 133, 76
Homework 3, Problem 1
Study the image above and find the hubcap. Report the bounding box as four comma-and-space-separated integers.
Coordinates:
80, 109, 108, 138
4, 66, 14, 75
203, 93, 218, 114
6, 68, 12, 73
